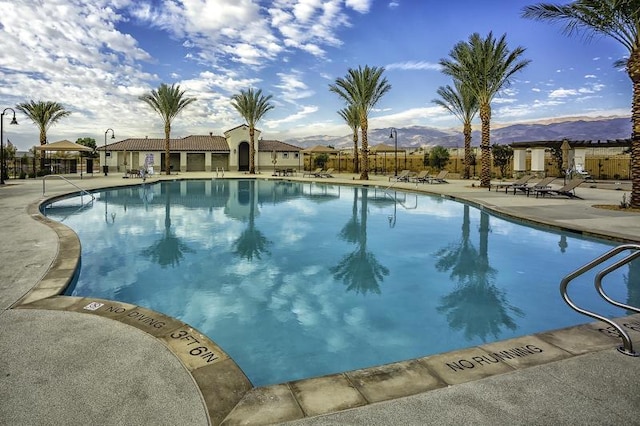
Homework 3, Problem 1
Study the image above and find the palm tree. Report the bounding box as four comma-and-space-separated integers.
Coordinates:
230, 88, 274, 174
338, 105, 361, 173
16, 100, 71, 146
139, 83, 196, 175
522, 1, 640, 207
433, 81, 479, 179
329, 65, 392, 180
440, 32, 530, 187
16, 101, 71, 171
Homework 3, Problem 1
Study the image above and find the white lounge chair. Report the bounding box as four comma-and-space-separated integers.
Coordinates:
427, 170, 449, 184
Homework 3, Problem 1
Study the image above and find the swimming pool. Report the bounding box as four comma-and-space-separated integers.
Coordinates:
43, 179, 639, 386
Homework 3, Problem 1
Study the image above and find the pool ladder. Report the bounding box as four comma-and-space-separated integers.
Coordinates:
560, 244, 640, 356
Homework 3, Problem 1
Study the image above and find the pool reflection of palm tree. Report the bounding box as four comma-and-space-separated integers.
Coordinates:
331, 187, 389, 295
143, 185, 193, 268
233, 181, 271, 260
435, 205, 478, 283
436, 209, 523, 341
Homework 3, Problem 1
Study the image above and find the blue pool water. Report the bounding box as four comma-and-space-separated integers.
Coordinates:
43, 179, 639, 386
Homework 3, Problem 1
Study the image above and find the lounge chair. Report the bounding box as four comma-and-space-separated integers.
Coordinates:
532, 179, 583, 199
389, 169, 411, 182
489, 175, 533, 193
303, 168, 323, 177
318, 168, 334, 178
514, 176, 555, 196
410, 170, 430, 183
427, 170, 448, 184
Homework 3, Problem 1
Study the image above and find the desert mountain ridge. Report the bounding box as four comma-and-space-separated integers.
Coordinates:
284, 116, 631, 150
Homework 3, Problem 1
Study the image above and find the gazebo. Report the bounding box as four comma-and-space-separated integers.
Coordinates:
370, 143, 406, 175
36, 140, 93, 175
301, 145, 338, 171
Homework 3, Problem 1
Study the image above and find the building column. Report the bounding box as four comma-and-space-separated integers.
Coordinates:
513, 148, 527, 176
180, 152, 187, 173
205, 152, 212, 172
573, 148, 587, 170
530, 147, 546, 177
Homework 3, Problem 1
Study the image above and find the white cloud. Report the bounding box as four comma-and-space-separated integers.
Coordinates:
346, 0, 373, 13
275, 71, 315, 104
267, 0, 371, 58
389, 1, 400, 8
493, 98, 517, 105
265, 105, 319, 127
386, 61, 441, 71
587, 83, 605, 92
368, 106, 446, 128
132, 0, 283, 66
549, 88, 578, 98
500, 88, 518, 97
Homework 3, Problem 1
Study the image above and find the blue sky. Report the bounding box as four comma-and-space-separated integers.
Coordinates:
0, 0, 631, 151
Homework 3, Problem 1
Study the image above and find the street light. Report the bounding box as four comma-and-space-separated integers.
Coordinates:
104, 128, 115, 176
389, 128, 398, 177
1, 108, 18, 185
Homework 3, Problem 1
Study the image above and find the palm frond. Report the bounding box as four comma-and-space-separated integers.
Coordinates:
522, 1, 639, 51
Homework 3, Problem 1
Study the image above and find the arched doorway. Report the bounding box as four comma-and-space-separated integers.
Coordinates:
238, 141, 250, 171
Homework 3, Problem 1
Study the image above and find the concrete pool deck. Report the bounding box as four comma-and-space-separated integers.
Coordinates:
0, 172, 639, 425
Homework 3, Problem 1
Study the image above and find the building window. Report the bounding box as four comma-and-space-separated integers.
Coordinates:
283, 152, 289, 159
294, 153, 299, 159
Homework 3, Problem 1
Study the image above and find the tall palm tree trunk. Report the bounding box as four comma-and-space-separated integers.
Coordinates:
479, 104, 492, 187
630, 52, 640, 207
463, 122, 472, 179
39, 128, 46, 171
353, 132, 360, 173
360, 119, 369, 180
249, 127, 256, 174
164, 122, 171, 175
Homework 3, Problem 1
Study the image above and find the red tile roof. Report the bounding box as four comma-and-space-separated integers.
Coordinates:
100, 135, 229, 152
100, 135, 302, 152
259, 140, 302, 152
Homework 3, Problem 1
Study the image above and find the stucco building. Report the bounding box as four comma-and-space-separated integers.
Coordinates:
98, 125, 303, 174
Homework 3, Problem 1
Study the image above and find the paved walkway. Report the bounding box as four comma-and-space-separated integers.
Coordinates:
0, 172, 638, 425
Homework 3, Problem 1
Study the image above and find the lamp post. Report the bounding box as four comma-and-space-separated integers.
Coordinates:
1, 108, 18, 185
389, 128, 398, 177
104, 128, 115, 176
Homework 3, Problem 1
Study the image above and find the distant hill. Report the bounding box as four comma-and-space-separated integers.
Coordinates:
285, 116, 631, 149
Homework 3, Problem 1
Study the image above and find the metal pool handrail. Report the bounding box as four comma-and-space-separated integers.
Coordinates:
42, 174, 95, 202
560, 244, 640, 357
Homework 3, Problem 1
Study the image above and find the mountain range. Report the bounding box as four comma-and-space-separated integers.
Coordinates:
285, 116, 632, 149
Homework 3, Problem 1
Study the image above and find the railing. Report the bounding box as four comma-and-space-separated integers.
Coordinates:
214, 167, 225, 178
42, 175, 95, 202
384, 177, 418, 191
384, 190, 418, 228
560, 244, 640, 356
